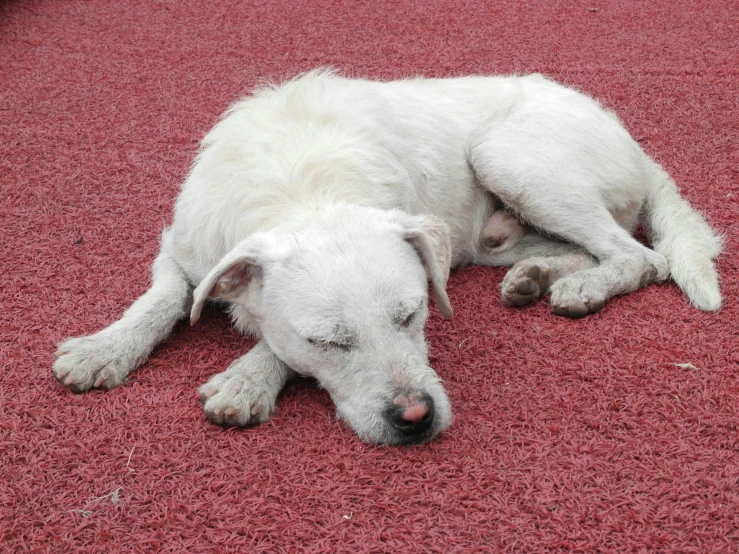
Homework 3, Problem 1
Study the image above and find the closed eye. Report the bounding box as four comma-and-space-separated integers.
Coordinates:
307, 337, 353, 351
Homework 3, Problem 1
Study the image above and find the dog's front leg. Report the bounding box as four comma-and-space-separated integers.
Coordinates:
198, 341, 293, 427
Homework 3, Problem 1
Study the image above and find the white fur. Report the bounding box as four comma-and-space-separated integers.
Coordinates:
54, 69, 722, 444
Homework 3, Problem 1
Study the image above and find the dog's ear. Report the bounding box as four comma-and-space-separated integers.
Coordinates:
190, 234, 274, 325
400, 214, 454, 318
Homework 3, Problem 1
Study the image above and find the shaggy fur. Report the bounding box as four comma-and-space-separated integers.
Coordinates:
53, 70, 722, 445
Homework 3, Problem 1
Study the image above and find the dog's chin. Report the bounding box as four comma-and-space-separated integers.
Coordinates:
346, 418, 448, 446
370, 425, 442, 446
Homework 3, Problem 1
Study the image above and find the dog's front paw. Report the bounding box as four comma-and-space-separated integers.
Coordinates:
199, 372, 276, 427
501, 261, 551, 307
549, 277, 606, 318
53, 334, 140, 392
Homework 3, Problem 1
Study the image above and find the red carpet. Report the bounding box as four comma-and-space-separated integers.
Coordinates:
2, 0, 738, 551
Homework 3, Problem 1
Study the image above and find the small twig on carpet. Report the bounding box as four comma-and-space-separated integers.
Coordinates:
126, 445, 136, 473
45, 487, 123, 522
671, 362, 700, 371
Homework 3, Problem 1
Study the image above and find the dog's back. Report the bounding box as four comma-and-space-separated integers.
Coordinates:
165, 70, 539, 282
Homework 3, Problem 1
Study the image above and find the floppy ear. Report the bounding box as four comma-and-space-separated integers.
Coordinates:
400, 214, 454, 318
190, 235, 270, 325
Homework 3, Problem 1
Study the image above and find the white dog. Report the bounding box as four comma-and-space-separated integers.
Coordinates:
53, 69, 722, 445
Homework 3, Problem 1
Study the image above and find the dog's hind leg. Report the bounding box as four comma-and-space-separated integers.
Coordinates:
475, 181, 668, 317
198, 341, 294, 427
53, 248, 192, 391
468, 113, 669, 317
479, 232, 598, 308
485, 213, 666, 317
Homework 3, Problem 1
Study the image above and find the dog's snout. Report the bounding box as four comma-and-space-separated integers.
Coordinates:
388, 392, 435, 436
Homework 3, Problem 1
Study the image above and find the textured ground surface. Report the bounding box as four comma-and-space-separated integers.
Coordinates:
2, 0, 738, 552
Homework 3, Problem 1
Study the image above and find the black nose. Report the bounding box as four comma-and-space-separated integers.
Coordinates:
387, 392, 435, 436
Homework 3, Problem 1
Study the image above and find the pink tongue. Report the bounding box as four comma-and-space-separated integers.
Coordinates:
402, 404, 428, 423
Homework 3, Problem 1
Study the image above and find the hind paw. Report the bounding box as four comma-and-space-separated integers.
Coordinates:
501, 261, 551, 307
549, 278, 606, 318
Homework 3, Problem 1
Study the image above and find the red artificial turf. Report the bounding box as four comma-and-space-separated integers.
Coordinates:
2, 0, 738, 551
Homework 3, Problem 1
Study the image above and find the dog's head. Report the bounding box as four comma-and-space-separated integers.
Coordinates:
190, 205, 454, 445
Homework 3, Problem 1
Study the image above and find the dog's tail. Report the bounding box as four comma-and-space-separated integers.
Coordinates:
643, 162, 723, 311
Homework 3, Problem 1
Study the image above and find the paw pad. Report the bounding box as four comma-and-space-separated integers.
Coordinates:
501, 262, 551, 307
